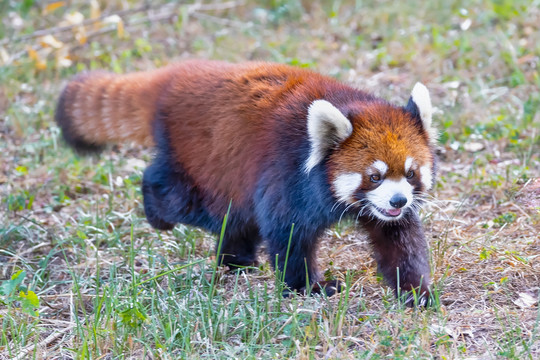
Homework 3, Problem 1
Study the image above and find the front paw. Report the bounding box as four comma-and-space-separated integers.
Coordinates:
311, 280, 344, 296
293, 280, 344, 297
400, 286, 432, 307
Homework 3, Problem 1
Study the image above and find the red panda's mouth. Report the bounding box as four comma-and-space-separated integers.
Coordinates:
375, 207, 402, 218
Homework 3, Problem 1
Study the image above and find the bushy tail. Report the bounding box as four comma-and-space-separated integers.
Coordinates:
55, 67, 173, 153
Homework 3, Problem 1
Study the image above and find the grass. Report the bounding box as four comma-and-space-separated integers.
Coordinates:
1, 0, 539, 358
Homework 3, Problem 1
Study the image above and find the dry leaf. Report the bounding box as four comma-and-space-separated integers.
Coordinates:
90, 0, 101, 31
27, 46, 47, 70
44, 1, 65, 15
64, 11, 84, 26
117, 18, 125, 38
27, 47, 38, 60
464, 142, 485, 152
0, 47, 9, 65
39, 34, 64, 49
103, 15, 125, 38
90, 0, 101, 19
57, 57, 73, 68
513, 292, 538, 309
430, 324, 474, 339
75, 28, 88, 45
55, 47, 72, 68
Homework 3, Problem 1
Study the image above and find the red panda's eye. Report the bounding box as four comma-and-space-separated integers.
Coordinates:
370, 174, 381, 183
406, 170, 414, 179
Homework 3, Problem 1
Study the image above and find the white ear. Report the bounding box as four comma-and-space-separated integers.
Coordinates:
304, 100, 352, 173
410, 82, 438, 144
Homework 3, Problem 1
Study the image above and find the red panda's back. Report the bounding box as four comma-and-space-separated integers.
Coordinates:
158, 61, 332, 215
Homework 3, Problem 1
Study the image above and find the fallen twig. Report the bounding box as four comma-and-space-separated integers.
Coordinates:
13, 324, 76, 360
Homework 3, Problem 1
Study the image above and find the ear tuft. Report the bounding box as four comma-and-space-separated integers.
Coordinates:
409, 82, 438, 144
304, 100, 352, 173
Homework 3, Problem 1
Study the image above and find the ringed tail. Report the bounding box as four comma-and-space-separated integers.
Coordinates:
55, 66, 174, 153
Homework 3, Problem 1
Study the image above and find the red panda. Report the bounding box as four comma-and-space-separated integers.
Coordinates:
56, 60, 437, 303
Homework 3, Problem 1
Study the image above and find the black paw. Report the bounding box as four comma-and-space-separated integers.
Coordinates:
309, 280, 344, 297
218, 255, 259, 272
226, 261, 259, 273
147, 215, 175, 231
401, 288, 432, 308
282, 280, 344, 298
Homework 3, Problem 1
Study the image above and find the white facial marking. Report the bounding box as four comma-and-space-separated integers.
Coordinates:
333, 173, 362, 203
420, 165, 433, 190
366, 178, 413, 221
372, 160, 388, 175
411, 82, 438, 144
405, 157, 414, 172
304, 100, 352, 173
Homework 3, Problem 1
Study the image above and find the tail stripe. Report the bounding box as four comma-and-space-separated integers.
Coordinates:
55, 66, 178, 152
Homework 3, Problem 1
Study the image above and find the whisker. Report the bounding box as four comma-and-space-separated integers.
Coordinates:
354, 203, 370, 223
418, 192, 461, 205
413, 197, 453, 222
338, 200, 364, 225
338, 199, 368, 224
331, 200, 346, 213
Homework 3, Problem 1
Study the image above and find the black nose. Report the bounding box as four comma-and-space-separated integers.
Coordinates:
389, 194, 407, 208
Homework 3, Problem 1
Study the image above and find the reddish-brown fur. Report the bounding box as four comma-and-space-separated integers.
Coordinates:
57, 60, 436, 301
160, 61, 338, 215
62, 60, 354, 216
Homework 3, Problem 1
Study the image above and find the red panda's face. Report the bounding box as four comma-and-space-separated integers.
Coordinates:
305, 83, 436, 222
328, 104, 435, 222
330, 154, 433, 222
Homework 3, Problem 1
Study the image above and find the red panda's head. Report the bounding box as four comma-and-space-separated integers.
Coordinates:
305, 83, 437, 222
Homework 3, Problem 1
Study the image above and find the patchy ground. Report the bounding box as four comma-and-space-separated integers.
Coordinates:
1, 0, 539, 358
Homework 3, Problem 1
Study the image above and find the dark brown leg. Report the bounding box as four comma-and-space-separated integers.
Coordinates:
362, 211, 431, 306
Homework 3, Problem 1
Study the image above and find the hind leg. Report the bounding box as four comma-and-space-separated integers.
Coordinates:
142, 177, 175, 230
142, 159, 220, 232
217, 222, 262, 269
144, 161, 262, 268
